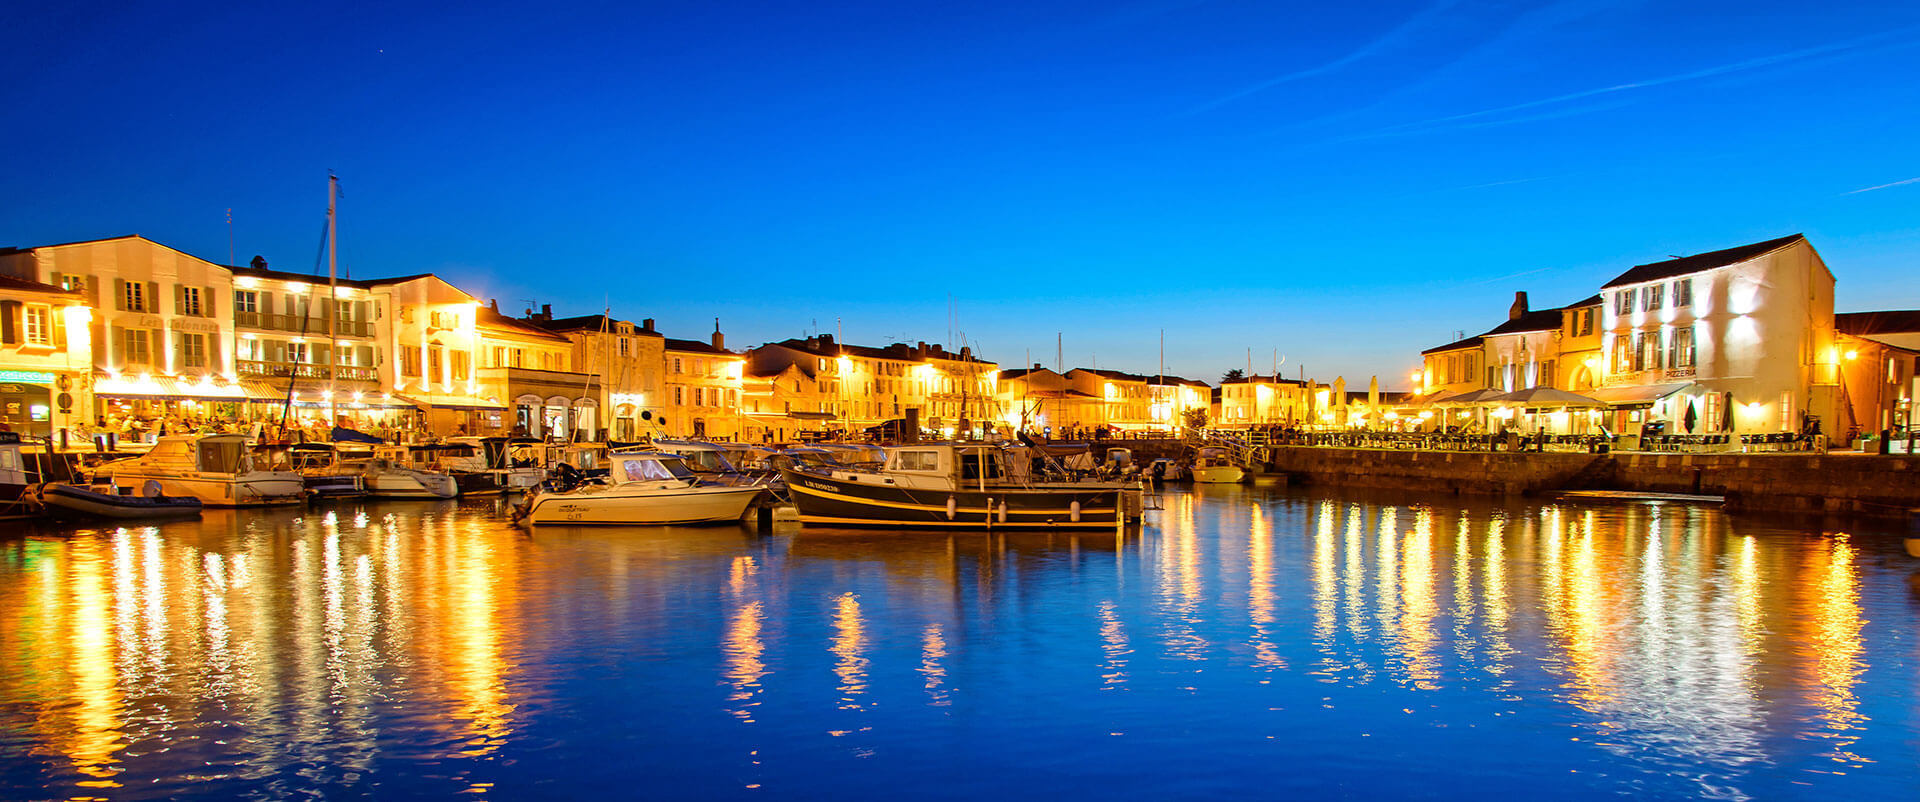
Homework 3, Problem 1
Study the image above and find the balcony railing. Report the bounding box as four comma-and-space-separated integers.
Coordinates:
238, 360, 379, 382
234, 312, 374, 337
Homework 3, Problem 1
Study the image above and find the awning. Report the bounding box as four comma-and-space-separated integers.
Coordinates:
1586, 382, 1695, 409
398, 392, 507, 411
95, 375, 282, 401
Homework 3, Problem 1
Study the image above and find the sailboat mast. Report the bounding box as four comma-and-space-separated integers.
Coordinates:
326, 174, 338, 432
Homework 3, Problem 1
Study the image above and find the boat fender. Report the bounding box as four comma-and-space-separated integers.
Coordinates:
1070, 500, 1081, 522
946, 496, 957, 520
142, 480, 163, 499
998, 501, 1008, 523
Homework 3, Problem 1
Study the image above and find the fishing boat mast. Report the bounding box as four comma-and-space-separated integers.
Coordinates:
326, 174, 339, 432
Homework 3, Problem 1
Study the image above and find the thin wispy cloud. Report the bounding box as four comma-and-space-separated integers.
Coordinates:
1180, 0, 1465, 117
1373, 26, 1920, 137
1845, 176, 1920, 195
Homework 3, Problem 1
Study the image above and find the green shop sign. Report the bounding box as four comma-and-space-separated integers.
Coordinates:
0, 370, 54, 384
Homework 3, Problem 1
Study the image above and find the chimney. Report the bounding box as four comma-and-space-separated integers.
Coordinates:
819, 334, 834, 346
1034, 362, 1043, 370
642, 318, 655, 333
1509, 291, 1529, 321
489, 299, 499, 312
540, 303, 552, 322
711, 318, 724, 350
959, 345, 970, 361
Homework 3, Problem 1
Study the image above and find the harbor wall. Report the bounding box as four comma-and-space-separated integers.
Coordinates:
1261, 446, 1920, 517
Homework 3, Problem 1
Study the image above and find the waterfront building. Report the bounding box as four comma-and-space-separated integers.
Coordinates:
662, 326, 743, 440
531, 313, 665, 441
921, 343, 1000, 438
0, 275, 91, 439
368, 275, 497, 436
1593, 234, 1837, 437
478, 304, 597, 439
1215, 373, 1308, 428
1833, 310, 1920, 436
0, 236, 270, 437
742, 362, 837, 442
750, 335, 931, 436
1070, 368, 1154, 431
1147, 375, 1211, 431
227, 263, 407, 430
995, 364, 1098, 435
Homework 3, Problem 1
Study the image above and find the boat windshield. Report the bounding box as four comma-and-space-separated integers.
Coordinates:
616, 456, 698, 483
674, 450, 736, 472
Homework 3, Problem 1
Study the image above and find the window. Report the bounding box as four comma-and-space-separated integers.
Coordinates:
1673, 278, 1693, 307
1639, 331, 1661, 372
123, 329, 151, 365
1616, 288, 1635, 316
452, 350, 470, 381
1672, 327, 1695, 368
401, 348, 420, 376
179, 286, 204, 316
1540, 360, 1555, 388
1630, 332, 1646, 371
180, 333, 207, 368
1579, 309, 1595, 336
235, 290, 258, 314
429, 345, 444, 377
673, 357, 683, 374
674, 386, 685, 405
509, 349, 524, 368
1644, 284, 1664, 312
895, 450, 939, 471
124, 281, 146, 312
619, 337, 630, 357
289, 342, 310, 364
1611, 336, 1631, 373
23, 306, 50, 345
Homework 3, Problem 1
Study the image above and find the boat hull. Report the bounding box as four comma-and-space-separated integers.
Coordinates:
108, 470, 306, 507
39, 484, 203, 519
1191, 465, 1245, 484
366, 472, 459, 499
780, 469, 1125, 529
524, 484, 763, 525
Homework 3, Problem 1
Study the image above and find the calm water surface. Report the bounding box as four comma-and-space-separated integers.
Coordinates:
1, 485, 1916, 800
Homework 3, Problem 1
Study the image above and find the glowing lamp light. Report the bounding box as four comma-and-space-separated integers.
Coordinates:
1844, 350, 1858, 361
1417, 411, 1433, 421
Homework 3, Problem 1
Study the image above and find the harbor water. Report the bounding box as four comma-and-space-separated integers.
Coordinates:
1, 484, 1916, 800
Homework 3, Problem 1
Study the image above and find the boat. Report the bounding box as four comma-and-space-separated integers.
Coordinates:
649, 439, 761, 486
377, 442, 503, 495
518, 451, 766, 525
98, 434, 305, 506
440, 436, 546, 492
344, 456, 458, 499
278, 443, 367, 499
36, 481, 203, 519
1190, 446, 1246, 484
0, 432, 37, 520
780, 442, 1141, 529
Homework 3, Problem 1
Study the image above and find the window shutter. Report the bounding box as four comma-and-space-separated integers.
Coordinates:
114, 278, 127, 311
357, 345, 373, 366
206, 333, 221, 371
176, 284, 186, 314
50, 308, 66, 350
260, 292, 274, 316
144, 282, 158, 313
0, 300, 18, 344
203, 286, 216, 318
110, 325, 125, 367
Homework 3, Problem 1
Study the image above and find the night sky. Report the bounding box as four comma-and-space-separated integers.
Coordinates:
6, 1, 1918, 387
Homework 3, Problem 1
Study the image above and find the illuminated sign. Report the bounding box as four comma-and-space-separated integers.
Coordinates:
0, 370, 55, 384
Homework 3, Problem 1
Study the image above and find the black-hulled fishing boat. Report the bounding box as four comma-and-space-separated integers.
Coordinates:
779, 442, 1139, 529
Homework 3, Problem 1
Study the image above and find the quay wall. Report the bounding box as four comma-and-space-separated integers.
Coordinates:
1261, 446, 1920, 517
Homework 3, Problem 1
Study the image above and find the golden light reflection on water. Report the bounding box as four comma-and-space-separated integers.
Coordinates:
921, 623, 950, 705
1097, 599, 1129, 688
831, 592, 868, 710
1806, 534, 1868, 764
60, 536, 124, 787
724, 556, 768, 723
1246, 503, 1282, 670
1395, 508, 1437, 689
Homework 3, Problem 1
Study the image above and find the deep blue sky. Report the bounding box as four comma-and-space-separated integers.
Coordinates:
5, 1, 1918, 388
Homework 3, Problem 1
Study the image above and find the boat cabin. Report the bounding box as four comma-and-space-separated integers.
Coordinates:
607, 452, 699, 486
853, 443, 1010, 491
142, 435, 261, 475
650, 439, 741, 475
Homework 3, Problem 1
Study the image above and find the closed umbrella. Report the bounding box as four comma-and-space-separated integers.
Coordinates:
1683, 401, 1698, 433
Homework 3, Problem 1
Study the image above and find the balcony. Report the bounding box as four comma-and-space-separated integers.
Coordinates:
238, 360, 379, 383
234, 312, 374, 337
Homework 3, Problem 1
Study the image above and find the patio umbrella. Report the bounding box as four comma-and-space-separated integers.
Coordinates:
1485, 387, 1607, 407
1683, 401, 1698, 433
1433, 388, 1508, 407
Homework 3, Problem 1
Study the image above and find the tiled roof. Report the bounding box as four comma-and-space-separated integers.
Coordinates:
478, 306, 569, 341
535, 314, 663, 336
1219, 374, 1304, 385
1420, 334, 1484, 355
663, 337, 738, 356
1483, 307, 1565, 336
1601, 234, 1805, 289
0, 274, 79, 295
1836, 310, 1920, 336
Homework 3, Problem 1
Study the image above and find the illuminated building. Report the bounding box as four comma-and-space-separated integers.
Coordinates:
477, 303, 594, 439
530, 314, 664, 441
0, 274, 92, 438
662, 327, 744, 440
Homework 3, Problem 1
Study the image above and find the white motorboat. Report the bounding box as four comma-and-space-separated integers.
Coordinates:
345, 457, 459, 499
519, 451, 764, 526
441, 436, 546, 492
1190, 446, 1246, 484
101, 434, 305, 506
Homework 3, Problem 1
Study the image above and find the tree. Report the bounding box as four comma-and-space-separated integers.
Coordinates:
1221, 368, 1245, 383
1182, 407, 1209, 431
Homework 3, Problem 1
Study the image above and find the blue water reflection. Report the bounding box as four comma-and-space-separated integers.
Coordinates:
0, 486, 1915, 800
